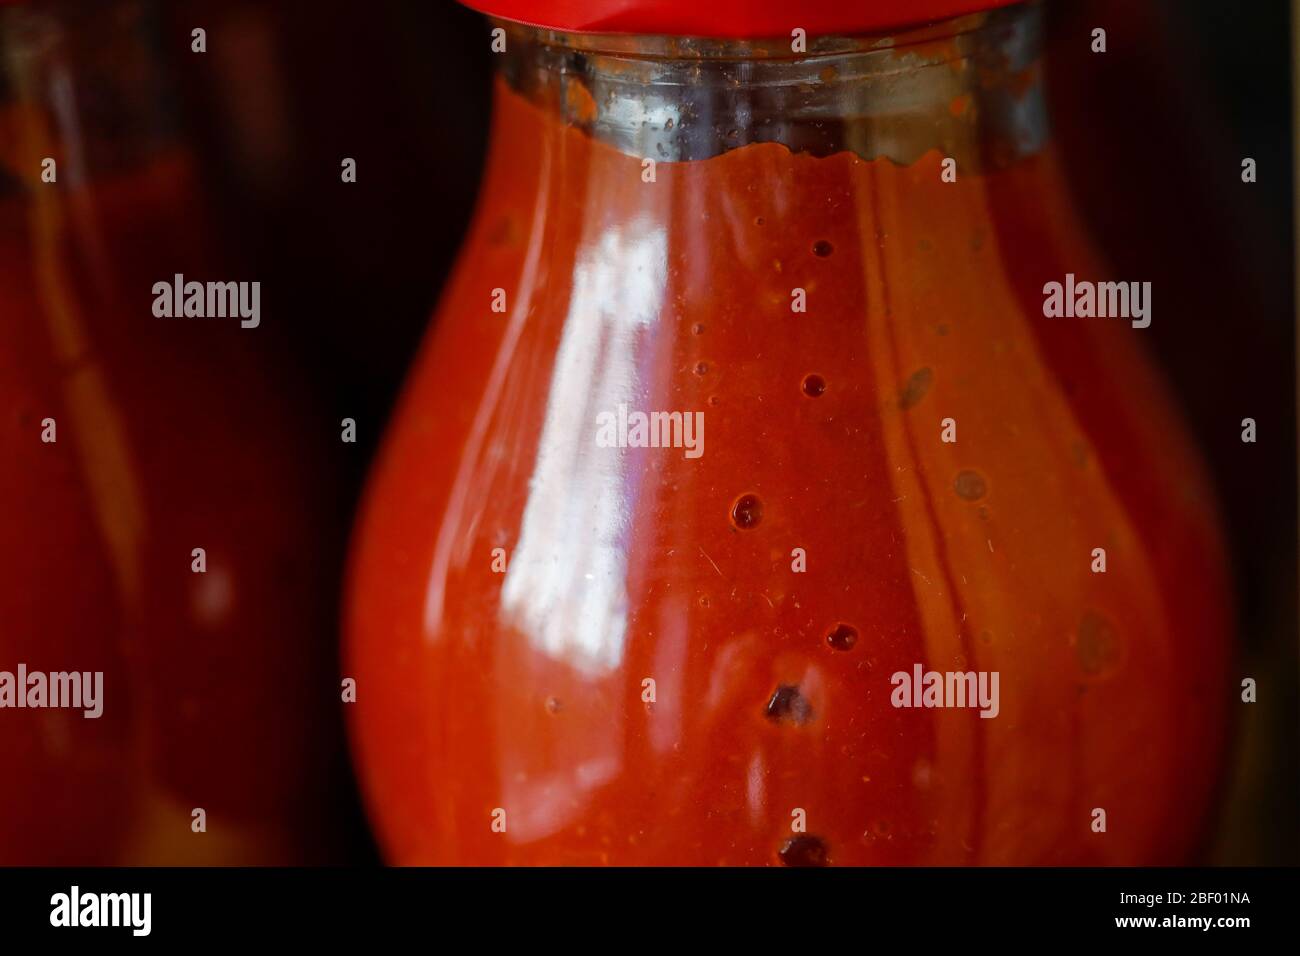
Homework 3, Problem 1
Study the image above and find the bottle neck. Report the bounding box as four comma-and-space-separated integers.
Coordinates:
494, 2, 1046, 170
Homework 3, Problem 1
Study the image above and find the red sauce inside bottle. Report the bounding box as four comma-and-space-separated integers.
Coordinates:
345, 79, 1231, 865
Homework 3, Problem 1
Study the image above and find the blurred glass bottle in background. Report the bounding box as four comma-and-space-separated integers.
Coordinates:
1045, 0, 1296, 865
0, 0, 346, 863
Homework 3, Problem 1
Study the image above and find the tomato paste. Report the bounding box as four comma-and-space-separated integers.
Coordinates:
345, 52, 1232, 864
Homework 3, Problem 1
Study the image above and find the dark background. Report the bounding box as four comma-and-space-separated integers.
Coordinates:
159, 0, 1296, 864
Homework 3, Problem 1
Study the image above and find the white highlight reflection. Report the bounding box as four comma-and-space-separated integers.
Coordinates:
500, 221, 667, 676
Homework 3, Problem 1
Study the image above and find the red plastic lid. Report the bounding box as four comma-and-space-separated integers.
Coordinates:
460, 0, 1023, 39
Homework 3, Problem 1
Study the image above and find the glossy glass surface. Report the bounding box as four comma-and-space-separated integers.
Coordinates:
346, 8, 1232, 864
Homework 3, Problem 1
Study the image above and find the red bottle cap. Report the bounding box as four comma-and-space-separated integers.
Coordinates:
460, 0, 1022, 39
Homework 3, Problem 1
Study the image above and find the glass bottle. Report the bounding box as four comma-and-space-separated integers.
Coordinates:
0, 0, 344, 863
346, 4, 1233, 865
